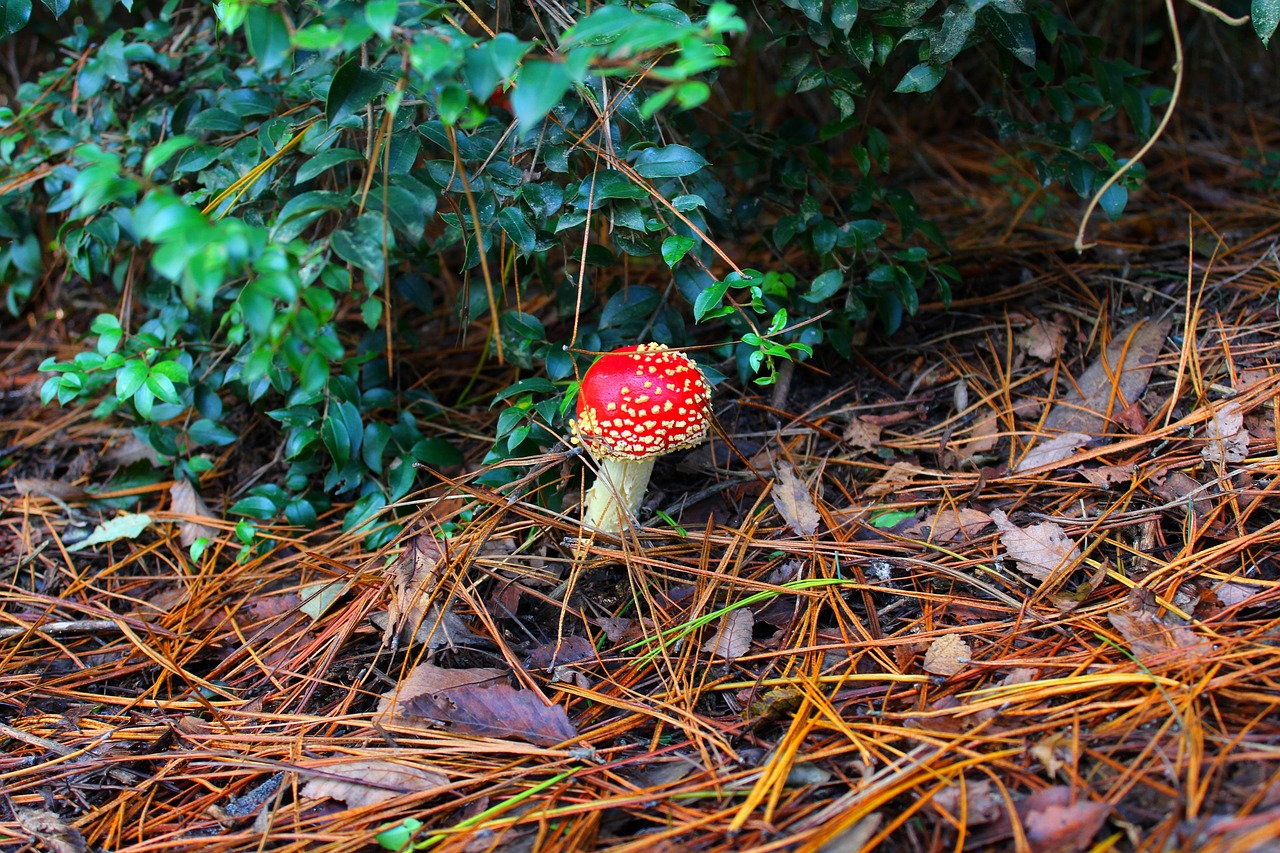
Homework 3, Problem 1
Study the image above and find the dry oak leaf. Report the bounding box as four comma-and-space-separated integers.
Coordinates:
702, 607, 754, 662
1076, 463, 1133, 487
925, 508, 993, 543
1201, 401, 1250, 465
865, 461, 921, 498
843, 416, 882, 451
1107, 609, 1199, 664
376, 662, 506, 727
1022, 794, 1110, 853
1016, 318, 1067, 363
990, 509, 1082, 581
383, 532, 458, 648
404, 682, 578, 746
1015, 432, 1091, 473
772, 462, 820, 536
301, 759, 448, 809
922, 633, 971, 676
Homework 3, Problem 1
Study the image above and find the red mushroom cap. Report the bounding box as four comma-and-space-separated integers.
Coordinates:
572, 343, 711, 460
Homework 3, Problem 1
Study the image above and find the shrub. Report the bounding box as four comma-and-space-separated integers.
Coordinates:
3, 0, 1277, 541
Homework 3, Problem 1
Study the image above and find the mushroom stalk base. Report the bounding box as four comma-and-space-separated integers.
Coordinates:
581, 456, 656, 535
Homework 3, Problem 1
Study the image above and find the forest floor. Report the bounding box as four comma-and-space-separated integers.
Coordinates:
4, 99, 1280, 853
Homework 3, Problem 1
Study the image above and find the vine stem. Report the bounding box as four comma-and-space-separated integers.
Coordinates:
1074, 0, 1184, 251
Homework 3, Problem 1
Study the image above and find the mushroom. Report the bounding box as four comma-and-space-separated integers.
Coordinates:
571, 343, 712, 534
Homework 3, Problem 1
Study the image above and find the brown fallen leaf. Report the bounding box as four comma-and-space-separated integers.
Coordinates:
1016, 317, 1067, 363
924, 507, 993, 543
1108, 609, 1199, 664
842, 417, 882, 451
1023, 794, 1110, 853
990, 509, 1082, 581
383, 532, 463, 649
922, 634, 971, 676
772, 462, 820, 536
376, 662, 507, 726
702, 608, 753, 662
404, 682, 579, 746
15, 808, 87, 853
865, 461, 920, 498
526, 634, 595, 670
169, 479, 218, 547
1151, 468, 1212, 519
301, 759, 448, 809
1201, 401, 1250, 465
1014, 432, 1091, 473
1043, 317, 1171, 436
932, 778, 1003, 826
952, 406, 1001, 462
13, 478, 88, 502
1076, 463, 1134, 487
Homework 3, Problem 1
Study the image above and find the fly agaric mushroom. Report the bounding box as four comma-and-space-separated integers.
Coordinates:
571, 343, 711, 534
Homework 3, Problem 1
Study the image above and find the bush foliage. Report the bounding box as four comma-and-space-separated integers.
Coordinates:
2, 0, 1277, 545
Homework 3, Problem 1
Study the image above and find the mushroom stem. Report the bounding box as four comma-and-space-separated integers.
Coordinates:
581, 456, 657, 534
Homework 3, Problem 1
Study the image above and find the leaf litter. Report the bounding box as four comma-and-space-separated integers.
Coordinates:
9, 132, 1280, 853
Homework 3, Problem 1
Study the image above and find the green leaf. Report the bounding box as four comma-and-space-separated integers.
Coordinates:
366, 0, 398, 39
932, 5, 975, 64
2, 0, 31, 33
498, 206, 536, 255
189, 418, 238, 446
510, 59, 572, 132
150, 359, 189, 384
295, 148, 365, 184
327, 58, 383, 127
803, 269, 843, 303
116, 359, 148, 400
797, 0, 823, 24
831, 0, 857, 32
985, 9, 1036, 67
39, 0, 68, 17
67, 513, 152, 552
1255, 0, 1280, 46
412, 436, 463, 466
492, 377, 558, 405
146, 372, 181, 405
143, 136, 198, 177
331, 212, 389, 285
634, 144, 709, 179
245, 5, 291, 73
661, 234, 695, 267
1098, 183, 1128, 220
230, 495, 278, 520
694, 278, 731, 322
895, 63, 946, 94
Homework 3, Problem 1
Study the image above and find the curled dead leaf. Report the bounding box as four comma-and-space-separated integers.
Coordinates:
843, 417, 882, 451
1016, 318, 1067, 363
301, 759, 448, 809
1202, 401, 1250, 465
169, 479, 218, 547
772, 462, 820, 537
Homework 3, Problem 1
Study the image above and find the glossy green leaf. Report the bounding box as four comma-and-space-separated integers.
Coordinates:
245, 5, 291, 73
115, 360, 148, 400
2, 0, 31, 33
985, 9, 1036, 67
498, 206, 536, 254
1254, 0, 1279, 45
634, 144, 709, 179
510, 59, 572, 132
327, 58, 383, 127
895, 63, 946, 95
295, 148, 365, 184
661, 234, 695, 267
